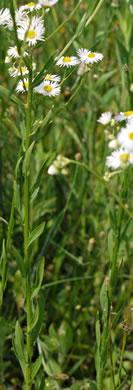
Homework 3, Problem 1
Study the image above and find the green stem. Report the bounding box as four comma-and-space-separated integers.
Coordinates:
98, 172, 128, 390
118, 332, 127, 386
24, 69, 32, 390
109, 172, 128, 301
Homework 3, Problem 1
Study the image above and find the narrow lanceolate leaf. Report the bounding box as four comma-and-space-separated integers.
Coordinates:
0, 86, 25, 109
12, 245, 25, 277
31, 354, 42, 381
32, 294, 45, 344
13, 321, 26, 379
28, 222, 45, 247
23, 141, 35, 175
31, 257, 45, 299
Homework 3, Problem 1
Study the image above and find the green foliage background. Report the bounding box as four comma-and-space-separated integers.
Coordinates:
0, 0, 133, 389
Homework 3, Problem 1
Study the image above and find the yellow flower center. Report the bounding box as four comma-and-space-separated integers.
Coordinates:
128, 132, 133, 140
124, 111, 133, 116
15, 47, 18, 52
88, 53, 95, 58
21, 67, 27, 73
27, 2, 35, 6
44, 85, 52, 92
120, 153, 130, 162
27, 30, 36, 39
63, 57, 71, 63
23, 81, 29, 89
45, 74, 52, 80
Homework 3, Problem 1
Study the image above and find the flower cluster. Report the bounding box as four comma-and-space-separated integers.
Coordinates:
48, 155, 70, 175
1, 2, 103, 99
97, 110, 133, 170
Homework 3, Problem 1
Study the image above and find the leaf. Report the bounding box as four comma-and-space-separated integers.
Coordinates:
14, 156, 23, 180
13, 321, 26, 378
28, 222, 45, 247
31, 354, 42, 381
95, 312, 101, 376
13, 180, 22, 217
31, 303, 39, 330
31, 257, 45, 298
59, 321, 73, 354
108, 229, 114, 262
0, 86, 25, 110
32, 294, 45, 344
23, 141, 35, 175
30, 156, 50, 200
100, 281, 109, 322
12, 245, 25, 277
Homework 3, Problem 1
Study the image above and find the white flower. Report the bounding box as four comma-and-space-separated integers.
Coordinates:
115, 111, 133, 122
7, 46, 28, 59
5, 9, 26, 30
17, 16, 45, 46
9, 66, 29, 78
39, 0, 59, 7
20, 2, 42, 13
77, 48, 104, 64
97, 112, 112, 125
117, 123, 133, 151
48, 155, 69, 175
16, 78, 29, 93
0, 8, 12, 28
56, 56, 79, 68
5, 56, 11, 63
44, 73, 61, 82
34, 81, 61, 97
108, 139, 119, 149
106, 148, 133, 169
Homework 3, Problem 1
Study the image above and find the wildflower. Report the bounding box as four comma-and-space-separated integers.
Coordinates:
106, 148, 133, 169
34, 81, 61, 97
56, 56, 79, 68
77, 48, 103, 64
16, 78, 29, 93
0, 8, 12, 28
44, 73, 60, 82
17, 16, 45, 46
117, 123, 133, 151
7, 46, 28, 59
48, 155, 69, 175
108, 139, 119, 149
115, 111, 133, 122
9, 66, 29, 78
20, 3, 42, 13
39, 0, 59, 7
5, 56, 11, 63
97, 112, 112, 125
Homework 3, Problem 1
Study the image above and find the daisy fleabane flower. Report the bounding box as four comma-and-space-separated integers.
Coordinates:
97, 112, 112, 125
117, 123, 133, 151
9, 66, 29, 78
20, 3, 42, 13
7, 46, 28, 59
17, 16, 45, 46
106, 148, 133, 169
34, 81, 61, 97
108, 139, 119, 149
44, 73, 61, 82
115, 111, 133, 122
39, 0, 59, 6
56, 56, 79, 68
0, 8, 12, 28
77, 48, 103, 64
16, 78, 29, 93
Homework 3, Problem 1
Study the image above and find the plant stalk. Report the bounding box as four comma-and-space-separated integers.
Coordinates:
98, 171, 128, 390
24, 68, 32, 390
